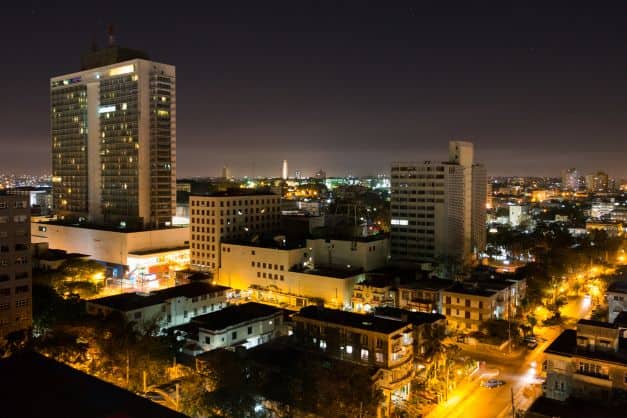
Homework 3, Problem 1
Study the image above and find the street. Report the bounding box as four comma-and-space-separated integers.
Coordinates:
426, 326, 560, 418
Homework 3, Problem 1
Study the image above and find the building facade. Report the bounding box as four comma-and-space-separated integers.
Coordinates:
189, 191, 281, 273
293, 306, 414, 414
390, 141, 486, 270
86, 282, 229, 332
543, 319, 627, 402
0, 193, 32, 340
51, 47, 176, 228
607, 281, 627, 323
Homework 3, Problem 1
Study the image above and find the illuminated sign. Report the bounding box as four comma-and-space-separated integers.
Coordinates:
109, 64, 135, 77
98, 105, 116, 114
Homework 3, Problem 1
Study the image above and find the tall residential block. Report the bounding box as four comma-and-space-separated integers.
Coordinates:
51, 45, 176, 228
0, 192, 32, 340
390, 141, 486, 270
189, 191, 281, 273
561, 168, 580, 191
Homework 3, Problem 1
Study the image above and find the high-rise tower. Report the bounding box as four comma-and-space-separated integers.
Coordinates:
390, 141, 486, 271
51, 43, 176, 228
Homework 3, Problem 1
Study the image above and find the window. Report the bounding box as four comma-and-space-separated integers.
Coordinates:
375, 352, 384, 363
320, 339, 327, 350
183, 310, 188, 318
134, 312, 142, 319
248, 326, 253, 335
231, 331, 237, 340
205, 336, 211, 344
361, 348, 369, 361
346, 345, 353, 354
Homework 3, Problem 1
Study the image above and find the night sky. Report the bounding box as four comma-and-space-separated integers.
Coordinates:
1, 2, 627, 178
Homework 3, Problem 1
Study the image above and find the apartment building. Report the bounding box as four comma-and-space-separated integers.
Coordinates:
177, 302, 283, 355
0, 192, 32, 340
86, 281, 230, 333
397, 279, 456, 313
390, 141, 486, 270
293, 306, 414, 414
607, 281, 627, 323
51, 45, 176, 228
441, 282, 510, 331
543, 319, 627, 402
189, 191, 280, 273
351, 276, 397, 313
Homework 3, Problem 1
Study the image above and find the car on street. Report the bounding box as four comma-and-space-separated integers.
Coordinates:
527, 341, 538, 349
481, 379, 505, 388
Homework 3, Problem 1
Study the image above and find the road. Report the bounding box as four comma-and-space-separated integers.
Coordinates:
427, 326, 560, 418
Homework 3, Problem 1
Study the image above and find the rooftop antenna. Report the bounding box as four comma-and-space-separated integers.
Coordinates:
107, 23, 115, 46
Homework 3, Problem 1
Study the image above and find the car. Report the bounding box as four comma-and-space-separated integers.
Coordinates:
481, 379, 505, 388
524, 335, 537, 343
527, 341, 538, 349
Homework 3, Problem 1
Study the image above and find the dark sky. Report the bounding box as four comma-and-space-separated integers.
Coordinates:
1, 2, 627, 178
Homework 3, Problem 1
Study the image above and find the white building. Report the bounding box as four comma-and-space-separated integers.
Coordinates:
390, 141, 487, 269
607, 281, 627, 323
51, 45, 176, 228
178, 302, 283, 355
31, 221, 189, 278
85, 282, 230, 333
509, 205, 527, 227
306, 235, 389, 272
218, 241, 364, 309
189, 191, 281, 274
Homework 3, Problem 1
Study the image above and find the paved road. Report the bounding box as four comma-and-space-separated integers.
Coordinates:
427, 327, 560, 418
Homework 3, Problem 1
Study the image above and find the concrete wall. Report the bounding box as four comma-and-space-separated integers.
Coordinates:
31, 222, 189, 266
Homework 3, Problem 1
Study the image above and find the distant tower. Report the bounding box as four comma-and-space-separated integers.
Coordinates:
221, 166, 231, 179
282, 160, 288, 180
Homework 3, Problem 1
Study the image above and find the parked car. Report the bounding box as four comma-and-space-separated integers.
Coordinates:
481, 379, 505, 388
527, 341, 538, 349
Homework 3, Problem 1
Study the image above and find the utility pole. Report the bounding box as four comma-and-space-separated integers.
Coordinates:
511, 387, 515, 418
143, 370, 147, 393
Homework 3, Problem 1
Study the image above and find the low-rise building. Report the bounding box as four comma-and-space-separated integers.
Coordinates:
397, 279, 456, 313
351, 276, 396, 313
585, 221, 623, 238
86, 282, 230, 333
177, 302, 283, 355
441, 283, 510, 331
306, 235, 389, 272
543, 319, 627, 402
374, 306, 446, 359
607, 281, 627, 323
293, 306, 414, 414
218, 239, 364, 309
31, 221, 190, 279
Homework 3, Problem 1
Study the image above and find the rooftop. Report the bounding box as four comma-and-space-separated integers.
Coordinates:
398, 278, 456, 291
37, 219, 187, 234
128, 245, 189, 256
607, 280, 627, 293
527, 396, 626, 418
0, 352, 186, 418
88, 282, 230, 312
297, 265, 364, 279
191, 189, 277, 198
442, 282, 497, 297
190, 302, 282, 331
296, 306, 410, 334
222, 237, 307, 251
545, 328, 627, 365
374, 307, 445, 326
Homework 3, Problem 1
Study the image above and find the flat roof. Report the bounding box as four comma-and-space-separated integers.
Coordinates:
37, 220, 187, 234
545, 329, 627, 365
0, 352, 186, 418
398, 278, 456, 291
191, 189, 277, 198
297, 265, 364, 279
190, 302, 282, 331
607, 280, 627, 293
128, 245, 189, 256
442, 282, 497, 297
296, 306, 410, 334
88, 282, 230, 312
527, 396, 626, 418
374, 307, 445, 326
222, 237, 306, 251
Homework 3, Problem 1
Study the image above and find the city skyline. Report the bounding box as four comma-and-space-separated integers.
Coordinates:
2, 3, 627, 178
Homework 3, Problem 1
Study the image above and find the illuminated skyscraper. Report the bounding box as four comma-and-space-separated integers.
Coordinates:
282, 160, 288, 180
51, 43, 176, 228
390, 141, 486, 270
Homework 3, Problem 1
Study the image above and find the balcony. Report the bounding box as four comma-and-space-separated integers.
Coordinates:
573, 371, 612, 388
